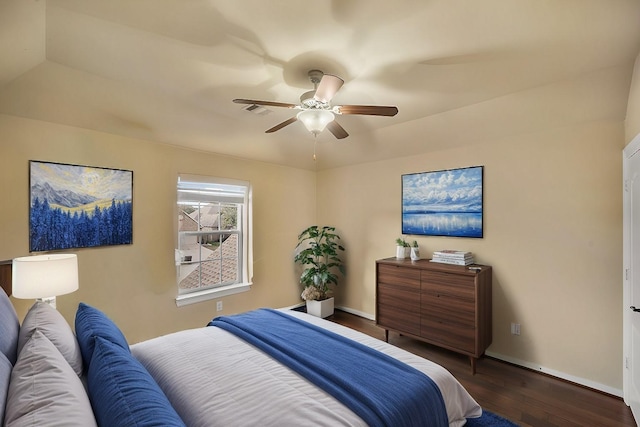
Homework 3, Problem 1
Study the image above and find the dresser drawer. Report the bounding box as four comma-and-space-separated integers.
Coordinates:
378, 264, 420, 291
421, 318, 475, 354
421, 293, 475, 327
378, 283, 420, 312
422, 271, 475, 301
377, 304, 421, 336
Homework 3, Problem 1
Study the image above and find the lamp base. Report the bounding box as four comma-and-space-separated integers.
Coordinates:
37, 296, 57, 309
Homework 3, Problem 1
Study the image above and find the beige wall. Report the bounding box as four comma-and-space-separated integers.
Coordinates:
627, 52, 640, 143
0, 91, 629, 392
0, 114, 316, 344
318, 119, 624, 391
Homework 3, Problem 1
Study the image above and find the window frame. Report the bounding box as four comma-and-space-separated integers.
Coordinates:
175, 174, 252, 307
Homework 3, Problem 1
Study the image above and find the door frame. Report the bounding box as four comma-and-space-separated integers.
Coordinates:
623, 132, 640, 416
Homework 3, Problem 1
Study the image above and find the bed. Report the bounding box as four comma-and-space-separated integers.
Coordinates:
0, 289, 482, 426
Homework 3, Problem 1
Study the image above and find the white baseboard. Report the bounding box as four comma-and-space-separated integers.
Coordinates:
281, 302, 375, 321
281, 302, 306, 310
485, 350, 623, 398
335, 305, 375, 321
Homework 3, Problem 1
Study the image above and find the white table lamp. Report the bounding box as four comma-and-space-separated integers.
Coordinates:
12, 254, 79, 309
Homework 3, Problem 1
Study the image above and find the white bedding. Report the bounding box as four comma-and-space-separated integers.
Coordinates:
130, 310, 481, 426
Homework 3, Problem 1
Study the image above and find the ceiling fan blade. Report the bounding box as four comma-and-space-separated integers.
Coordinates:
265, 117, 297, 133
327, 121, 349, 139
233, 99, 297, 109
337, 105, 399, 116
313, 74, 344, 103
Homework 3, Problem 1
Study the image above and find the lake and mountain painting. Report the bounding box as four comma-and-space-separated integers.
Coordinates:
29, 161, 133, 251
402, 166, 483, 238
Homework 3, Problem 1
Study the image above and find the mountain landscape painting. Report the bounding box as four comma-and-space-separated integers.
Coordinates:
29, 161, 133, 251
402, 166, 483, 238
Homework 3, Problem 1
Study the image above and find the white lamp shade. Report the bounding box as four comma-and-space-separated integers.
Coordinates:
12, 254, 79, 299
297, 109, 334, 134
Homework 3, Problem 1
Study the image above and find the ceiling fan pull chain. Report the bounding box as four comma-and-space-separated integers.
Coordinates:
313, 136, 317, 162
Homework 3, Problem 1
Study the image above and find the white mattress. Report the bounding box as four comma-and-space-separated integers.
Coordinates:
130, 310, 481, 426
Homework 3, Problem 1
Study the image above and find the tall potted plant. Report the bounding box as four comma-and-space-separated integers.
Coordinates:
294, 225, 345, 317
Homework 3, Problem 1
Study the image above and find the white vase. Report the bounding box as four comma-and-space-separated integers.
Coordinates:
410, 247, 421, 261
306, 297, 334, 318
396, 246, 408, 259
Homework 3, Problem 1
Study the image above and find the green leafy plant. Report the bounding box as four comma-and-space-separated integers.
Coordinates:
396, 237, 409, 247
294, 225, 345, 301
412, 240, 419, 248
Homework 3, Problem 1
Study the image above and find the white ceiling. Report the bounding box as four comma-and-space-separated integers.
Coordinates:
1, 0, 640, 170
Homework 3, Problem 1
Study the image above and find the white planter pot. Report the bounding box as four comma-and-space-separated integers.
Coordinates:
410, 247, 421, 261
396, 246, 409, 259
306, 297, 334, 318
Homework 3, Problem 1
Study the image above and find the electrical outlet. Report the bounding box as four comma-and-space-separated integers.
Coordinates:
216, 301, 223, 312
510, 322, 521, 335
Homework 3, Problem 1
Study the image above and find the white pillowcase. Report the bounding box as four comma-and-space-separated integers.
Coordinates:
17, 301, 83, 376
5, 330, 97, 426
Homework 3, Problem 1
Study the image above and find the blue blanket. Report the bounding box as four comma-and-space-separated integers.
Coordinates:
208, 309, 448, 427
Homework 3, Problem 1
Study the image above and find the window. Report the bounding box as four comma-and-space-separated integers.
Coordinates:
175, 174, 252, 306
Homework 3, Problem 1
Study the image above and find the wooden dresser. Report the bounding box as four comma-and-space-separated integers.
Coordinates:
0, 260, 11, 296
376, 257, 492, 374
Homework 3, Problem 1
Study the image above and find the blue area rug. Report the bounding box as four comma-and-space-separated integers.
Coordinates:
466, 410, 519, 426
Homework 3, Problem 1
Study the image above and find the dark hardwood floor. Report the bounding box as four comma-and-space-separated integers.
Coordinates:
329, 310, 636, 427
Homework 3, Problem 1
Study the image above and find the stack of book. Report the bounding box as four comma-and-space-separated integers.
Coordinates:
431, 250, 474, 266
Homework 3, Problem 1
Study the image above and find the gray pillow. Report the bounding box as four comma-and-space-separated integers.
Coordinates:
0, 353, 12, 424
4, 330, 97, 426
18, 301, 83, 376
0, 290, 19, 364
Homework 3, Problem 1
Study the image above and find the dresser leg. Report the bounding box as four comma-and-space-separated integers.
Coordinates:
384, 329, 389, 342
470, 356, 477, 375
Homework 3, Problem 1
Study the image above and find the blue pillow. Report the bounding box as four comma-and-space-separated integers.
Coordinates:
0, 290, 19, 364
87, 337, 185, 427
75, 302, 130, 370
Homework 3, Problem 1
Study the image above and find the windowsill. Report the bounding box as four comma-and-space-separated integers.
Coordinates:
175, 282, 252, 307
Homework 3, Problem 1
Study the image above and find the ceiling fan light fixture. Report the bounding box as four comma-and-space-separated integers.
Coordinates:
296, 109, 334, 135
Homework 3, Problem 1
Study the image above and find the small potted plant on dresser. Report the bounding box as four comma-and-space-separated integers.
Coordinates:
396, 237, 410, 259
294, 225, 345, 318
410, 240, 421, 261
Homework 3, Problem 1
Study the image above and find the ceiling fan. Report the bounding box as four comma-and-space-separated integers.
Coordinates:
233, 70, 398, 139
